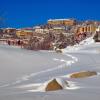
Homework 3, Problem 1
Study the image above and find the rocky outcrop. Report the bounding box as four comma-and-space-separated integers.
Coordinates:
45, 78, 69, 91
70, 71, 97, 78
45, 79, 63, 91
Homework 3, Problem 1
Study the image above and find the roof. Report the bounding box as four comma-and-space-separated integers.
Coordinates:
48, 18, 75, 21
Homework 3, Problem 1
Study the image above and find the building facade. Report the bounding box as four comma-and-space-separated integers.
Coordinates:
48, 19, 76, 26
96, 26, 100, 32
3, 28, 16, 35
77, 25, 96, 34
16, 29, 33, 38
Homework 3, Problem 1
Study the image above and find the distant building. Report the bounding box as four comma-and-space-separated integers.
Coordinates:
34, 26, 44, 33
43, 29, 49, 33
33, 26, 49, 34
16, 29, 33, 38
48, 18, 76, 26
96, 26, 100, 32
76, 25, 96, 34
3, 28, 16, 35
53, 26, 65, 30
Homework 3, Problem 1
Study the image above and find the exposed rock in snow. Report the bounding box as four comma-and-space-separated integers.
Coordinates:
70, 71, 97, 78
55, 49, 62, 53
44, 78, 69, 91
45, 79, 63, 91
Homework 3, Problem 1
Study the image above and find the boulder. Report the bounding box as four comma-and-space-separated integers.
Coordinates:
45, 79, 63, 91
70, 71, 97, 78
55, 49, 62, 53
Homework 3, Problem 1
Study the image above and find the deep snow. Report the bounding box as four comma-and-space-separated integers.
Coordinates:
0, 37, 100, 100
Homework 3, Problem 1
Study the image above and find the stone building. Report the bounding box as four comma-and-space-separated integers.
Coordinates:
48, 18, 76, 26
76, 25, 96, 34
16, 29, 33, 38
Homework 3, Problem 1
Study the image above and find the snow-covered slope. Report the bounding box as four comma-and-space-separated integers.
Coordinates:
62, 36, 97, 53
0, 37, 100, 100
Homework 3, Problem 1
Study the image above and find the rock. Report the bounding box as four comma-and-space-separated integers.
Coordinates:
45, 79, 63, 91
93, 32, 100, 42
70, 71, 97, 78
55, 49, 62, 53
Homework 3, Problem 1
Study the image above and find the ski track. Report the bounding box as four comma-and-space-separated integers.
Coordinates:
0, 53, 78, 88
0, 37, 100, 100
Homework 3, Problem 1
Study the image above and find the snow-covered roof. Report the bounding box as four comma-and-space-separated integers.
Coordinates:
48, 18, 75, 21
53, 26, 65, 30
5, 27, 16, 29
33, 26, 41, 29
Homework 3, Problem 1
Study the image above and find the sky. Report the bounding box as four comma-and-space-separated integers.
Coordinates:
0, 0, 100, 28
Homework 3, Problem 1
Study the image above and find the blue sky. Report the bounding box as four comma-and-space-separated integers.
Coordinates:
0, 0, 100, 28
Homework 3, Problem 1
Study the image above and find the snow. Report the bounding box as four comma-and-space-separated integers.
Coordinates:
79, 36, 94, 45
62, 36, 95, 53
48, 18, 74, 21
0, 37, 100, 100
39, 78, 69, 91
26, 78, 80, 92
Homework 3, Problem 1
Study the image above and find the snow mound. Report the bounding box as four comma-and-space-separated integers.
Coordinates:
62, 36, 95, 53
79, 37, 94, 45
